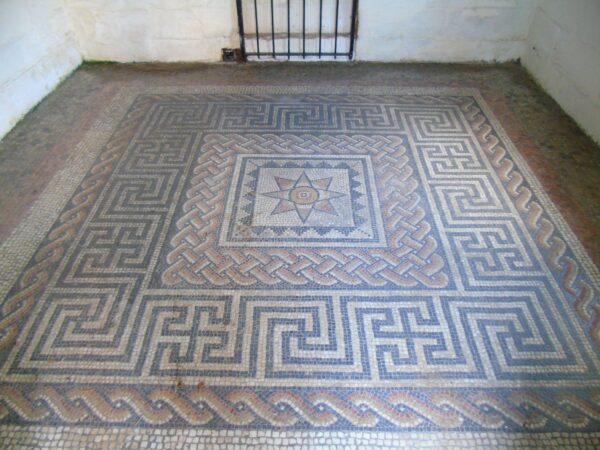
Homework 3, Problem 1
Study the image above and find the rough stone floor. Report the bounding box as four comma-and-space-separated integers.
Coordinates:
0, 62, 599, 449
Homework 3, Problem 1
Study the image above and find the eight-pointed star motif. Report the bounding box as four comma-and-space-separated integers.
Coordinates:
261, 171, 346, 223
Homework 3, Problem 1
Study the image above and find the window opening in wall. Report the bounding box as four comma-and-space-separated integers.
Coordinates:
235, 0, 359, 61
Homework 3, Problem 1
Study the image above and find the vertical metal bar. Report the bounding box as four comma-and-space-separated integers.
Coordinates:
270, 0, 276, 58
318, 0, 323, 58
302, 0, 306, 59
253, 0, 260, 58
235, 0, 246, 61
334, 0, 340, 59
287, 0, 291, 59
349, 0, 359, 59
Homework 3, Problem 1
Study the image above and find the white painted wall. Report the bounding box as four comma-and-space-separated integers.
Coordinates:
64, 0, 237, 62
0, 0, 82, 138
1, 0, 599, 145
356, 0, 537, 62
63, 0, 537, 63
523, 0, 600, 144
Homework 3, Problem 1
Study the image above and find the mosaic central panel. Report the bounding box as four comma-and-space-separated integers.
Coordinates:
220, 155, 386, 246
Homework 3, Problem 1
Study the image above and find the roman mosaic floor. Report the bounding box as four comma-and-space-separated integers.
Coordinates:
0, 64, 599, 448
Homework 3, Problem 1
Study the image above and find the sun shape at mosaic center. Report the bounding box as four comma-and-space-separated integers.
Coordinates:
261, 171, 347, 223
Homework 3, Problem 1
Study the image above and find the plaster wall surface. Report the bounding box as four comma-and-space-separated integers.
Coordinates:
355, 0, 537, 62
64, 0, 237, 62
523, 0, 600, 144
63, 0, 538, 63
0, 0, 81, 139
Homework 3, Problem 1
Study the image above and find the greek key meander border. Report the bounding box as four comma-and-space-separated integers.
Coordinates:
0, 86, 599, 434
1, 85, 597, 331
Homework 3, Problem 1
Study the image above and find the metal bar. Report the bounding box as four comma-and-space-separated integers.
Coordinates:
253, 0, 260, 58
349, 0, 359, 59
270, 0, 276, 58
241, 0, 358, 61
244, 32, 352, 39
334, 0, 340, 59
302, 0, 306, 59
318, 0, 323, 58
246, 52, 349, 57
235, 0, 246, 61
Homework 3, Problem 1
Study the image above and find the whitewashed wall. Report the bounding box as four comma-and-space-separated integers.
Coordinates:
523, 0, 600, 144
64, 0, 237, 62
64, 0, 537, 63
356, 0, 537, 62
0, 0, 81, 138
1, 0, 599, 145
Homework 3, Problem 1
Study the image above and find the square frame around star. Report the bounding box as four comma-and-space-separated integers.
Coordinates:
218, 154, 387, 247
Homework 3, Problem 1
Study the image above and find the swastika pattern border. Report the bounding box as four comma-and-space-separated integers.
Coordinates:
0, 87, 598, 437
